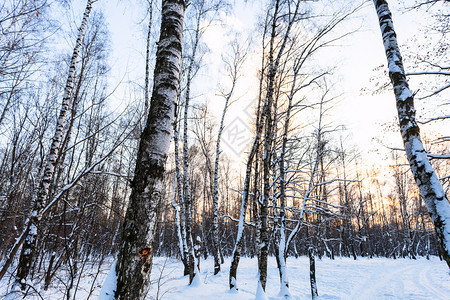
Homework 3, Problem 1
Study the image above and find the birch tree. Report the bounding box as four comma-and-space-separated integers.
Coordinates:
229, 0, 358, 291
272, 5, 359, 292
211, 41, 245, 275
171, 0, 226, 282
144, 0, 154, 117
114, 1, 186, 299
229, 32, 266, 291
229, 7, 273, 290
12, 0, 95, 290
373, 0, 450, 267
173, 97, 190, 275
259, 0, 301, 292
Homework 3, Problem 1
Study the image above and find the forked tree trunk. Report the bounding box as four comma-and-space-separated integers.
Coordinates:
259, 0, 299, 290
13, 0, 94, 290
115, 1, 185, 299
373, 0, 450, 267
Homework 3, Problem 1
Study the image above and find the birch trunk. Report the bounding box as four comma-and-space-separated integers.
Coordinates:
309, 247, 318, 299
174, 109, 189, 274
275, 69, 298, 298
115, 1, 185, 298
212, 61, 238, 275
229, 47, 265, 291
259, 0, 299, 290
229, 26, 268, 289
14, 0, 94, 289
373, 0, 450, 267
181, 5, 201, 283
170, 174, 187, 272
212, 102, 227, 275
259, 1, 280, 290
228, 147, 255, 290
144, 0, 154, 116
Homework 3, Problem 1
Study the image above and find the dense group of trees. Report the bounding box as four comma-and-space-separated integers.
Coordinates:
0, 0, 448, 299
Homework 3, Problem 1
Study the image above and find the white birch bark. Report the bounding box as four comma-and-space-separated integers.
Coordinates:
170, 176, 185, 270
373, 0, 450, 267
275, 68, 298, 299
260, 0, 281, 290
144, 0, 154, 117
173, 110, 189, 274
228, 145, 256, 289
14, 0, 94, 289
115, 1, 185, 298
211, 98, 229, 275
181, 2, 202, 283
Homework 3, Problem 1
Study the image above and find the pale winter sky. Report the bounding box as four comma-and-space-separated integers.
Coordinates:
66, 0, 447, 167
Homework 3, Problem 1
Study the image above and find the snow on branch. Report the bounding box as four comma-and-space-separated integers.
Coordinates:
389, 146, 450, 159
419, 83, 450, 99
313, 178, 360, 187
407, 71, 450, 76
427, 153, 450, 159
89, 171, 130, 178
417, 115, 450, 124
222, 214, 256, 228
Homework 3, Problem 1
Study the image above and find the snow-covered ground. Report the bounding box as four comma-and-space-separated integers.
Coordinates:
2, 256, 449, 299
144, 256, 450, 300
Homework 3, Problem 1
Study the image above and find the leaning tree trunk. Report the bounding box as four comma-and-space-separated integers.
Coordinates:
115, 1, 185, 299
13, 0, 94, 290
373, 0, 450, 267
228, 141, 257, 290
